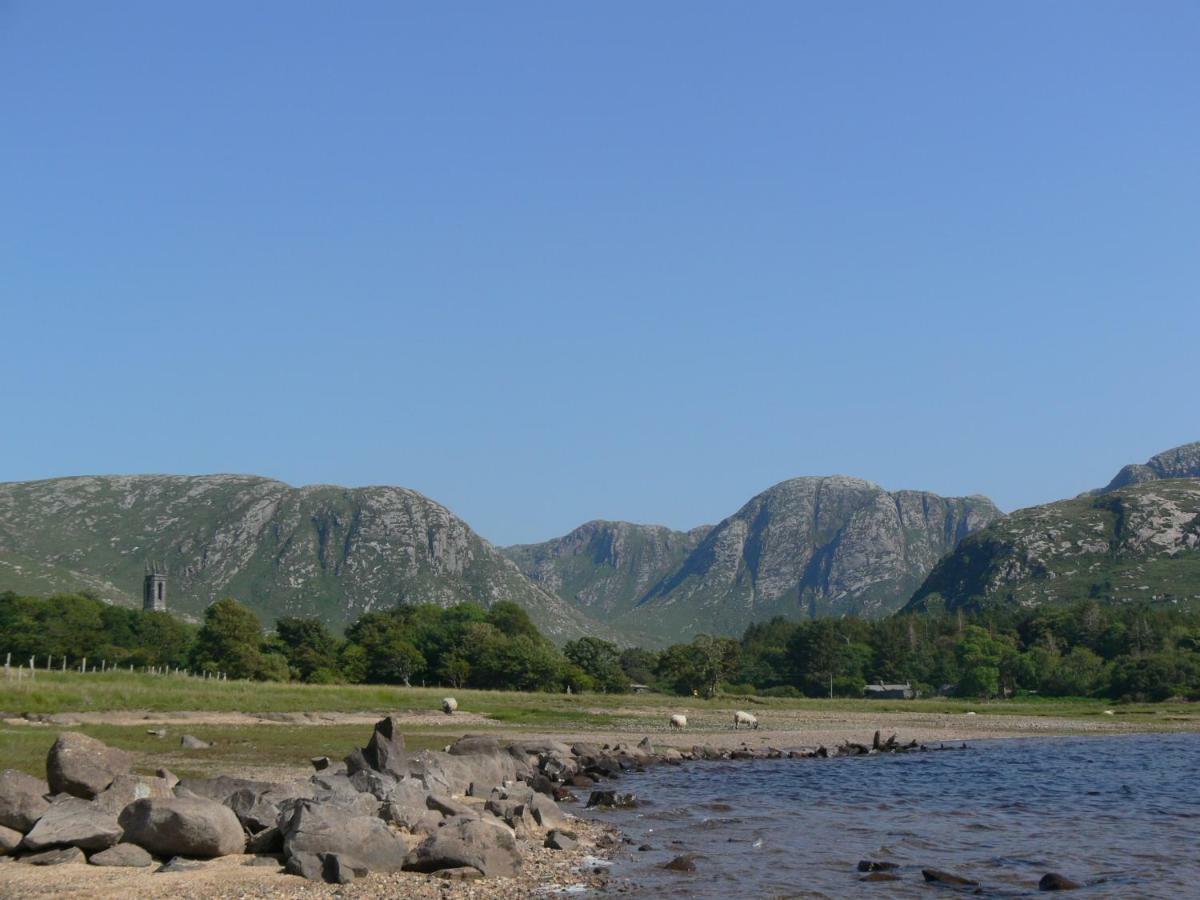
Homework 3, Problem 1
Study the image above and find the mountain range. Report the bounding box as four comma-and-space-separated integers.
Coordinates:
905, 443, 1200, 615
1, 441, 1197, 645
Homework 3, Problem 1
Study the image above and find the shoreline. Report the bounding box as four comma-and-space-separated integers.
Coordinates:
1, 709, 1197, 898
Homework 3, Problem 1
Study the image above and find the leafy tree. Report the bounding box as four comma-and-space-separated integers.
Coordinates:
563, 637, 630, 693
190, 598, 275, 680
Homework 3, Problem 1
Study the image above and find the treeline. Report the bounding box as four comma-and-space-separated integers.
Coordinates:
3, 591, 1199, 701
713, 602, 1200, 702
0, 592, 626, 693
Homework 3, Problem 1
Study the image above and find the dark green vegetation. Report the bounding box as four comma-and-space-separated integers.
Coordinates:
9, 591, 1200, 702
906, 480, 1200, 615
0, 592, 631, 694
0, 474, 614, 641
713, 602, 1200, 702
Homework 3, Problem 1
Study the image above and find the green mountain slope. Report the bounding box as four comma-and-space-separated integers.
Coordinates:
0, 475, 617, 642
904, 479, 1200, 614
502, 521, 710, 620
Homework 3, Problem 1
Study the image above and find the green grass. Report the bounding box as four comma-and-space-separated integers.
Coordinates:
3, 670, 1197, 778
0, 721, 454, 780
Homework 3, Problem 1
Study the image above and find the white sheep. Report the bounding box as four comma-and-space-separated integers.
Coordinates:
733, 710, 758, 730
669, 714, 687, 729
441, 697, 458, 715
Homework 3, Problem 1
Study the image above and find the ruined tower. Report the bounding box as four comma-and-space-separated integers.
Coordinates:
143, 563, 167, 612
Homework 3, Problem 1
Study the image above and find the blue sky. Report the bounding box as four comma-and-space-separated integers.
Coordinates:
2, 2, 1197, 545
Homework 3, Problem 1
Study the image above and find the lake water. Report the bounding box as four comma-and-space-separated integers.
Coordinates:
580, 734, 1200, 898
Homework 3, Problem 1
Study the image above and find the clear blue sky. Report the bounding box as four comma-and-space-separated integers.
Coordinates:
2, 2, 1198, 545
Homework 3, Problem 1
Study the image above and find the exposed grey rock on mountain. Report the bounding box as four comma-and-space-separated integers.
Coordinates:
1101, 442, 1200, 493
514, 477, 998, 642
905, 479, 1200, 614
0, 475, 613, 641
502, 521, 710, 620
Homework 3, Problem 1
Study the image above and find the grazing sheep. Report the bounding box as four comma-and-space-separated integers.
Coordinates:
669, 714, 687, 729
733, 710, 758, 730
441, 697, 458, 715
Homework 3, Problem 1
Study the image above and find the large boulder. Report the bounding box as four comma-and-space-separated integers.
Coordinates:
21, 797, 122, 851
46, 733, 133, 799
19, 846, 85, 865
94, 774, 174, 815
118, 796, 245, 857
0, 769, 50, 832
404, 818, 521, 877
346, 716, 406, 778
278, 800, 407, 877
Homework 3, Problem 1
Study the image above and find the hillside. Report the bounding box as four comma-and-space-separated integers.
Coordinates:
502, 521, 711, 620
512, 477, 1000, 643
0, 475, 616, 642
1101, 441, 1200, 493
904, 479, 1200, 614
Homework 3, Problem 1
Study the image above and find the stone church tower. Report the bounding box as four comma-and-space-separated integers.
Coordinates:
143, 563, 167, 612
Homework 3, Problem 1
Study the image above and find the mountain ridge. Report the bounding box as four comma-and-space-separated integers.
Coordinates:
0, 474, 621, 643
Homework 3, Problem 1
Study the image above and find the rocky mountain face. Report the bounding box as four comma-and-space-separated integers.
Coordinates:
509, 477, 1001, 643
0, 475, 614, 641
904, 479, 1200, 615
502, 521, 711, 620
1101, 442, 1200, 493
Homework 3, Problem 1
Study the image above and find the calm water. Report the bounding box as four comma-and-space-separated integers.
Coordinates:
580, 734, 1200, 898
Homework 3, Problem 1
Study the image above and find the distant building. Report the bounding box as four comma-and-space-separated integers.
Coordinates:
143, 563, 167, 612
864, 681, 915, 700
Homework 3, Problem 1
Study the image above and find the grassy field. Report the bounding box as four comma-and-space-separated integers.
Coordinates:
0, 669, 1172, 718
3, 670, 1197, 779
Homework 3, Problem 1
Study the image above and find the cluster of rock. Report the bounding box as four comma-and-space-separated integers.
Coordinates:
857, 861, 1083, 892
0, 719, 637, 884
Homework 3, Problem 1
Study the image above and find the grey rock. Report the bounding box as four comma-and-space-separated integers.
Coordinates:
310, 756, 330, 771
447, 735, 501, 756
404, 818, 520, 877
922, 868, 979, 887
529, 793, 566, 830
279, 800, 406, 874
179, 734, 212, 750
177, 775, 274, 805
156, 768, 180, 790
1102, 442, 1200, 492
0, 769, 50, 831
46, 733, 133, 799
426, 794, 476, 819
347, 716, 406, 778
119, 797, 245, 857
246, 825, 283, 855
94, 774, 174, 815
89, 843, 154, 867
544, 829, 577, 851
20, 846, 85, 865
21, 797, 122, 851
1040, 872, 1083, 891
0, 824, 23, 855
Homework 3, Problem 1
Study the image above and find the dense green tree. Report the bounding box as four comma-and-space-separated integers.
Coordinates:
190, 598, 277, 680
563, 637, 630, 693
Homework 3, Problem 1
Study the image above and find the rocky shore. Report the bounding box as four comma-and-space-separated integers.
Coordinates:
0, 712, 982, 897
